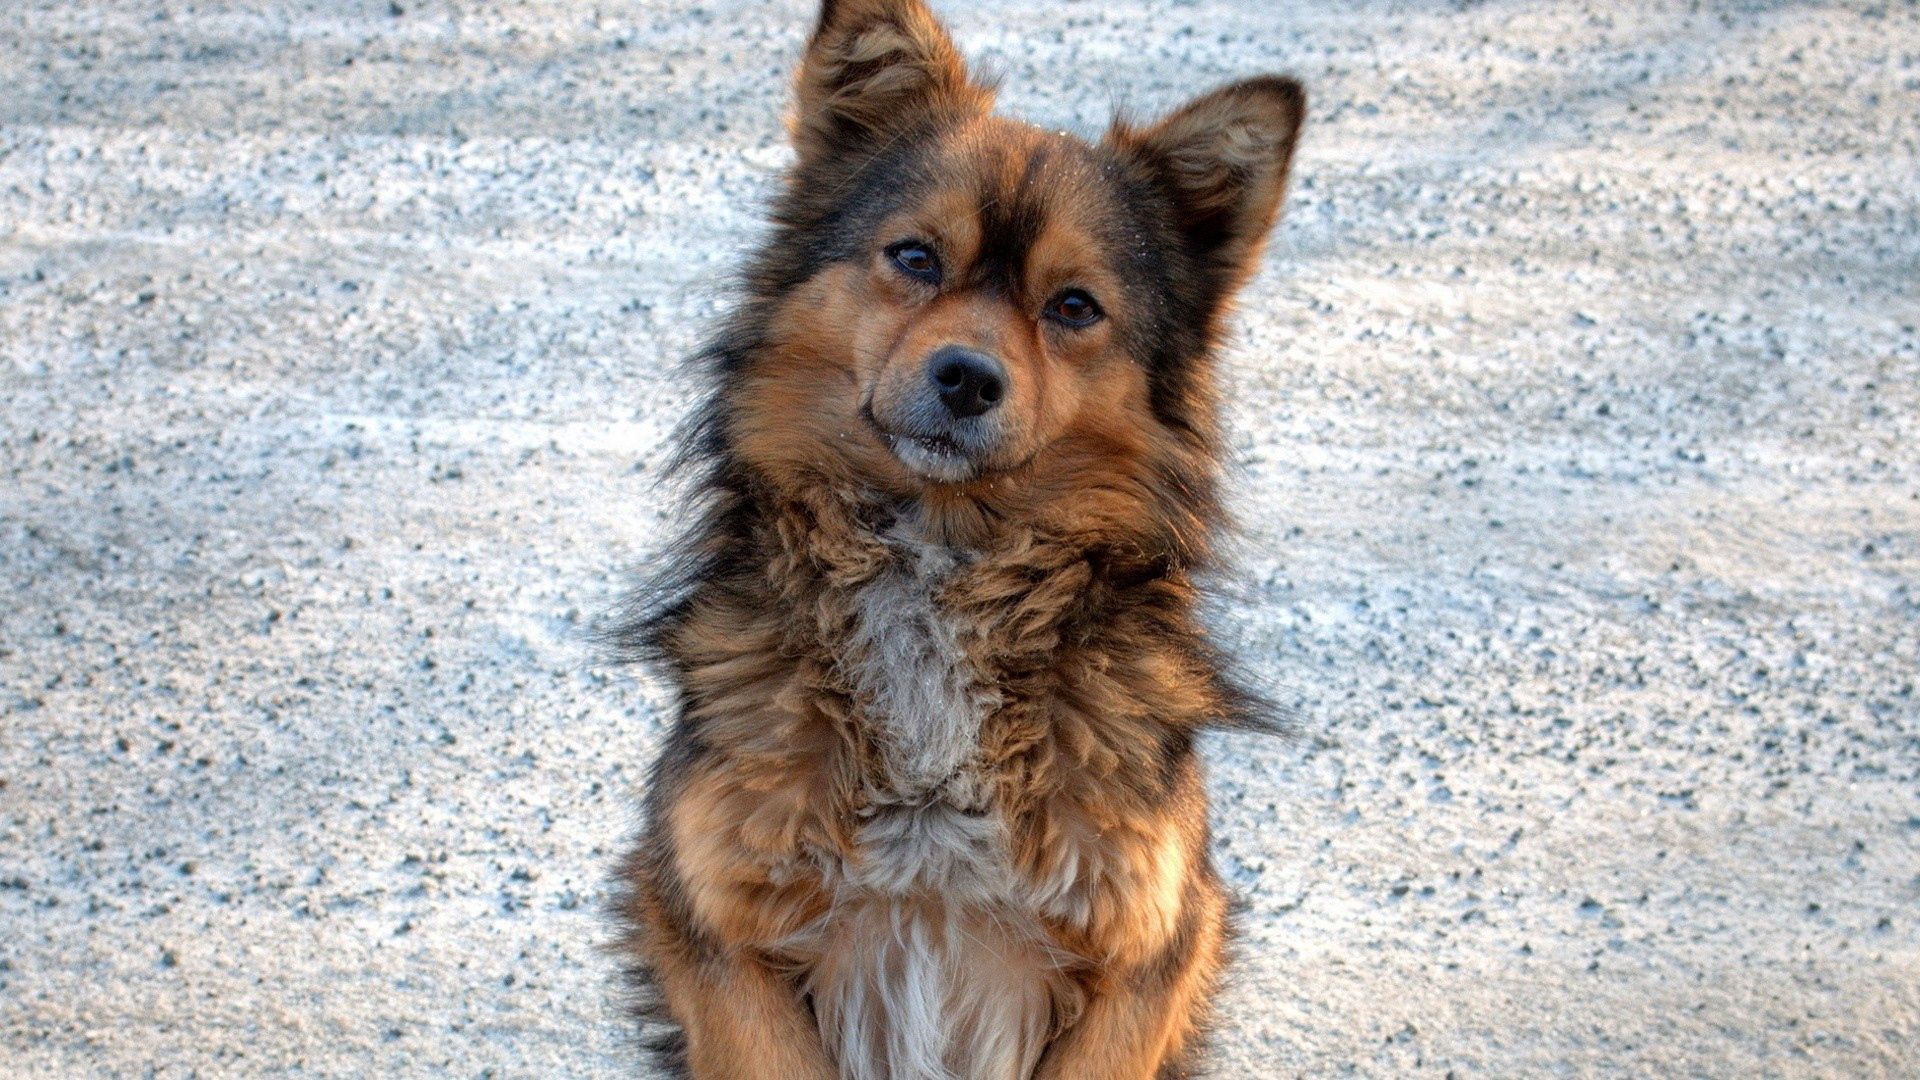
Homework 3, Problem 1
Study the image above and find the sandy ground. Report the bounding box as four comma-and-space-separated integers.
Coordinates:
3, 0, 1917, 1076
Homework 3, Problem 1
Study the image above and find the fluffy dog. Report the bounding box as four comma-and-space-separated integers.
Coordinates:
612, 2, 1304, 1076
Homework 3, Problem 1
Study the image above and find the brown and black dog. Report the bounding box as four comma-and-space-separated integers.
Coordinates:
611, 2, 1304, 1076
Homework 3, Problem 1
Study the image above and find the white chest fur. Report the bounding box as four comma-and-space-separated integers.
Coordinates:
811, 542, 1052, 1080
840, 542, 999, 802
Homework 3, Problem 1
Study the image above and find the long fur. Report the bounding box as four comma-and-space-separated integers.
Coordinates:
606, 3, 1305, 1077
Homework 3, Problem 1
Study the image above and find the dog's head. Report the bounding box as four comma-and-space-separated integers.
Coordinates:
724, 0, 1303, 548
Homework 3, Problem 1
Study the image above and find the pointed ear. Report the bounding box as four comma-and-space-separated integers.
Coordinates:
1109, 77, 1306, 293
790, 0, 993, 167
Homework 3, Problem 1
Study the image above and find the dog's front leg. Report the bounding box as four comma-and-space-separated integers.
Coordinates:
649, 941, 836, 1080
1027, 777, 1232, 1080
631, 748, 845, 1079
1033, 871, 1228, 1080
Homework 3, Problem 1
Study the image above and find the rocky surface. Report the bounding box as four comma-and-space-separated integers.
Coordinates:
2, 1, 1915, 1075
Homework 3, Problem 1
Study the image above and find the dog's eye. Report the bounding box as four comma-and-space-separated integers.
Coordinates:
886, 241, 941, 284
1046, 289, 1102, 327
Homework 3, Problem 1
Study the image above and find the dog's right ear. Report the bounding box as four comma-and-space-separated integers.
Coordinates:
791, 0, 992, 168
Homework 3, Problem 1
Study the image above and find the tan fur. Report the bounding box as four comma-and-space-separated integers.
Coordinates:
1108, 77, 1307, 296
624, 487, 1238, 1077
614, 2, 1305, 1077
789, 0, 996, 169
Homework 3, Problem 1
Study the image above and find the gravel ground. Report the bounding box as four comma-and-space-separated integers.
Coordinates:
3, 1, 1917, 1076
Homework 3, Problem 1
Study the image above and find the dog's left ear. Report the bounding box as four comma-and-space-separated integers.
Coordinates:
791, 0, 993, 168
1110, 77, 1306, 296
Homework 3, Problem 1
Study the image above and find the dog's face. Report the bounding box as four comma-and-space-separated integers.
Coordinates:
730, 0, 1303, 529
773, 122, 1170, 488
852, 126, 1132, 484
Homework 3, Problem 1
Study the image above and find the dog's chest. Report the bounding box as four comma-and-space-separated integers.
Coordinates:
837, 545, 1019, 899
841, 545, 998, 804
812, 550, 1054, 1080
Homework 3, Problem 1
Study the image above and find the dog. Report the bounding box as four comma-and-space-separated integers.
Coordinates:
611, 1, 1304, 1076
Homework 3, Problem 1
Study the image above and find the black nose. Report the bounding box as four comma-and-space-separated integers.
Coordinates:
928, 347, 1006, 419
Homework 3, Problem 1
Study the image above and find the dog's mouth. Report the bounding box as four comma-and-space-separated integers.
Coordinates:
864, 407, 982, 483
881, 428, 979, 483
890, 430, 963, 458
